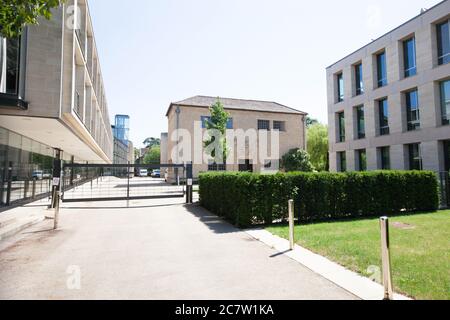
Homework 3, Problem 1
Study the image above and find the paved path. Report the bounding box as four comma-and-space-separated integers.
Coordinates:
0, 198, 356, 300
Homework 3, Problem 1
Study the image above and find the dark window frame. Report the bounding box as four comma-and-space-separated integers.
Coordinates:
257, 119, 270, 131
405, 89, 420, 131
437, 19, 450, 66
337, 112, 345, 143
403, 37, 417, 78
380, 146, 391, 170
408, 143, 422, 171
354, 63, 364, 95
357, 149, 367, 172
273, 121, 286, 132
356, 105, 365, 139
338, 152, 346, 172
440, 80, 450, 125
337, 73, 344, 102
376, 51, 388, 87
378, 98, 390, 136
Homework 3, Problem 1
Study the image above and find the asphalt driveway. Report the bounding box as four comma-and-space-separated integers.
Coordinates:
0, 198, 356, 300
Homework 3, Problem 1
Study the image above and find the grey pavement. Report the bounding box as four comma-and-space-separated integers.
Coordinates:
0, 197, 356, 300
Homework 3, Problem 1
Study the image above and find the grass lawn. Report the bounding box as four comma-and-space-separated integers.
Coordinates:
266, 211, 450, 300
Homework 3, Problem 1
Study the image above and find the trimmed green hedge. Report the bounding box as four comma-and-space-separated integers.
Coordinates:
199, 171, 439, 228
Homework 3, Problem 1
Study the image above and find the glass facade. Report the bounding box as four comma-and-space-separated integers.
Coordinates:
0, 127, 56, 206
356, 105, 365, 139
355, 63, 364, 95
437, 20, 450, 65
440, 80, 450, 125
357, 149, 367, 171
403, 37, 417, 77
380, 147, 391, 170
405, 89, 420, 131
378, 98, 390, 135
408, 143, 422, 170
0, 37, 20, 95
377, 51, 387, 87
114, 115, 130, 145
337, 73, 344, 102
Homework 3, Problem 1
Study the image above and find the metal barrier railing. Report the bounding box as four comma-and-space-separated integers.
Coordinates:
438, 172, 450, 209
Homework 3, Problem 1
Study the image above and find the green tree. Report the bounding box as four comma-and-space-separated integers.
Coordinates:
307, 123, 329, 171
0, 0, 65, 38
143, 146, 160, 164
281, 148, 315, 172
143, 137, 161, 149
203, 99, 230, 164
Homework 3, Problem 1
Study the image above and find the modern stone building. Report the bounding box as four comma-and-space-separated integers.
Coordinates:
327, 0, 450, 173
163, 95, 307, 181
0, 0, 113, 205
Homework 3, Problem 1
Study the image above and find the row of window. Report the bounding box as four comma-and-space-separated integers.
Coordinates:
200, 117, 287, 132
335, 19, 449, 103
337, 79, 450, 142
337, 143, 424, 172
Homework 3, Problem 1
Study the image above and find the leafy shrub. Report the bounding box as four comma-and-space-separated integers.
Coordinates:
198, 171, 439, 228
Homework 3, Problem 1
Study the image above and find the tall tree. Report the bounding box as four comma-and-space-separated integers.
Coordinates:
0, 0, 65, 38
143, 137, 161, 149
143, 146, 161, 164
307, 123, 329, 171
203, 99, 230, 164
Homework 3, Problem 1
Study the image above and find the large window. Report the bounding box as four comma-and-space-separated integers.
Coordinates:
356, 105, 365, 139
273, 121, 286, 131
379, 147, 391, 170
0, 37, 20, 95
208, 162, 226, 171
337, 112, 345, 142
403, 37, 417, 78
408, 143, 422, 170
376, 51, 387, 87
354, 63, 364, 95
378, 98, 390, 135
357, 149, 367, 171
437, 20, 450, 65
337, 73, 344, 102
257, 120, 270, 130
440, 80, 450, 125
338, 152, 346, 172
405, 89, 420, 131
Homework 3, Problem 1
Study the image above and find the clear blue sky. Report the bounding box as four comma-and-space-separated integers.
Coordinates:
89, 0, 442, 148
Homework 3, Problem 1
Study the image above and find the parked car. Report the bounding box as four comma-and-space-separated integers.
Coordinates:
139, 169, 148, 177
43, 171, 52, 179
32, 170, 44, 180
151, 169, 161, 178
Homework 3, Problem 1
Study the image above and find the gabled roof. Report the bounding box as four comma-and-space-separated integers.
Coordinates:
166, 95, 307, 116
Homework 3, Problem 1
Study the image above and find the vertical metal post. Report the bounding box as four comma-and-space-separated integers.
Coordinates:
288, 199, 295, 250
127, 161, 130, 200
186, 162, 193, 204
51, 149, 62, 209
53, 190, 60, 230
380, 217, 393, 300
32, 179, 36, 199
6, 162, 12, 206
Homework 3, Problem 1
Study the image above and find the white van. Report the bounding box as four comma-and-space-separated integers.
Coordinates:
139, 169, 148, 177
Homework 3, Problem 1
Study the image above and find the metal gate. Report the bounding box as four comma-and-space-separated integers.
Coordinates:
439, 172, 450, 208
61, 163, 193, 203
